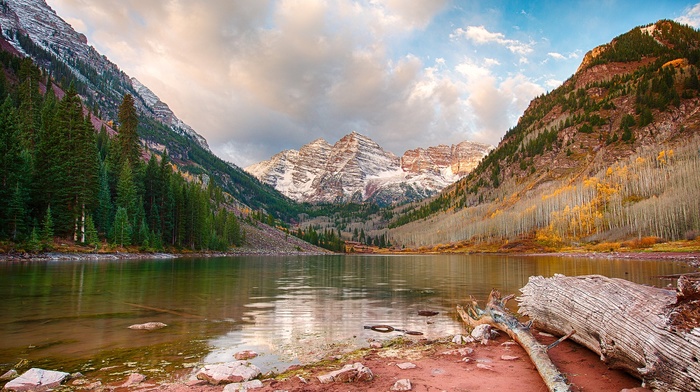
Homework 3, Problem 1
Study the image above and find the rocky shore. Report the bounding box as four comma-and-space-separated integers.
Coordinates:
1, 329, 646, 392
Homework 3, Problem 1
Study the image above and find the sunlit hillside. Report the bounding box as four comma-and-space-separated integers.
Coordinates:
388, 20, 700, 249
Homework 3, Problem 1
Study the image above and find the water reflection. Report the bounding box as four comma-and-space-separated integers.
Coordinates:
0, 254, 694, 373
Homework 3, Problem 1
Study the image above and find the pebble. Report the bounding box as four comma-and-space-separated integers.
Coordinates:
396, 362, 417, 370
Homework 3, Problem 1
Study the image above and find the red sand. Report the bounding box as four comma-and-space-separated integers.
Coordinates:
116, 330, 646, 392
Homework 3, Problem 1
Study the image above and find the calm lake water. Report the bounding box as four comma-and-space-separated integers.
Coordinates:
0, 254, 695, 376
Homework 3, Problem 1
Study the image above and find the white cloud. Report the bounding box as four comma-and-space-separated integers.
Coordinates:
547, 52, 566, 60
546, 79, 563, 89
484, 58, 501, 67
468, 73, 543, 143
677, 3, 700, 27
451, 25, 533, 56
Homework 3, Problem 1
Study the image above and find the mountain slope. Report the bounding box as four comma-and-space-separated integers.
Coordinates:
388, 20, 700, 248
246, 131, 492, 205
0, 0, 299, 219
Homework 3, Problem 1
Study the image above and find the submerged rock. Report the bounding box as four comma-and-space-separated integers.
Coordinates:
3, 368, 69, 391
128, 321, 167, 330
234, 350, 258, 360
0, 369, 18, 381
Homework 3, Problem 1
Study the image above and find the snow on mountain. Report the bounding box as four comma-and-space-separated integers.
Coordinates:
246, 131, 493, 205
0, 0, 209, 151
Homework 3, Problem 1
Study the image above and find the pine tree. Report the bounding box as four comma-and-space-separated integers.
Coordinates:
137, 219, 149, 249
72, 115, 100, 242
50, 84, 88, 237
95, 161, 113, 235
116, 94, 140, 168
0, 96, 20, 239
17, 57, 42, 150
85, 214, 99, 250
41, 206, 54, 249
8, 182, 28, 241
111, 207, 131, 248
116, 160, 137, 217
26, 227, 41, 253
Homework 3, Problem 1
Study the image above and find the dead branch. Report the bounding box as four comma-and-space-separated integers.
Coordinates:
457, 289, 571, 392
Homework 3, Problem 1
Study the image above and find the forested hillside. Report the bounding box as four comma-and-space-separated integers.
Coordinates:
0, 50, 243, 252
388, 20, 700, 249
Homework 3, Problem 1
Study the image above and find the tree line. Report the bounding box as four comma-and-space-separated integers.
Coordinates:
0, 54, 242, 252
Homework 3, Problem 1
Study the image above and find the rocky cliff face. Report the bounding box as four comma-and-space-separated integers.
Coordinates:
0, 0, 209, 151
246, 132, 492, 205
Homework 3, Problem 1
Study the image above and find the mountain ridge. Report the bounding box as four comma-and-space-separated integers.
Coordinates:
0, 0, 301, 220
245, 131, 492, 205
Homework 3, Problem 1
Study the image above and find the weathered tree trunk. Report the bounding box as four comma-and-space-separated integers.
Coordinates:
457, 290, 571, 392
518, 274, 700, 392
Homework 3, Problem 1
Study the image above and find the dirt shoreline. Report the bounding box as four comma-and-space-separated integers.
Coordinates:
90, 331, 644, 392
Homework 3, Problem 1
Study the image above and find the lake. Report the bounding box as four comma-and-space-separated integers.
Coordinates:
0, 254, 695, 378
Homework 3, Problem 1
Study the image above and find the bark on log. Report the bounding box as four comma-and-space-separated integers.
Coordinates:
457, 290, 571, 392
518, 274, 700, 392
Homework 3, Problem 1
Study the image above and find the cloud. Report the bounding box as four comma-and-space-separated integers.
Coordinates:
677, 3, 700, 27
547, 52, 566, 60
47, 0, 551, 166
451, 25, 533, 56
546, 79, 563, 89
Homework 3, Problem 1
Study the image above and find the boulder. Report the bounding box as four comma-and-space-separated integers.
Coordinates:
391, 378, 412, 391
120, 372, 146, 387
317, 363, 373, 384
222, 379, 264, 391
396, 362, 416, 370
128, 321, 167, 330
3, 368, 69, 392
471, 324, 497, 343
195, 362, 261, 385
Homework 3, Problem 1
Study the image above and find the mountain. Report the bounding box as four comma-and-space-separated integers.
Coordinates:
387, 20, 700, 249
0, 0, 299, 219
245, 131, 492, 205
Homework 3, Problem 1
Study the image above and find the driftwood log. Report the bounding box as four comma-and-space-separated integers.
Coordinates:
518, 274, 700, 392
457, 290, 571, 392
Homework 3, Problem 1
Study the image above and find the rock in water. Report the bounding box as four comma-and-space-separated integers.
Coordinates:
195, 362, 262, 385
128, 321, 167, 330
4, 368, 69, 391
0, 369, 18, 380
234, 350, 258, 360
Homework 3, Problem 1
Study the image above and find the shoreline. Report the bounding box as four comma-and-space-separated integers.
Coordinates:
2, 248, 700, 267
41, 331, 644, 392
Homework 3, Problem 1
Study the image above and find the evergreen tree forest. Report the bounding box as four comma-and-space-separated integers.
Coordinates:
0, 54, 242, 252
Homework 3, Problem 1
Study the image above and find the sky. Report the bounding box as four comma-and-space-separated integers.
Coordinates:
45, 0, 700, 167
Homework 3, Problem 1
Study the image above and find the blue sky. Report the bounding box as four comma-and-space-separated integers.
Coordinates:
46, 0, 700, 167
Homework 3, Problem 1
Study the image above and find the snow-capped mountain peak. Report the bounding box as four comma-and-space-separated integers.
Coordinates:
245, 132, 493, 205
